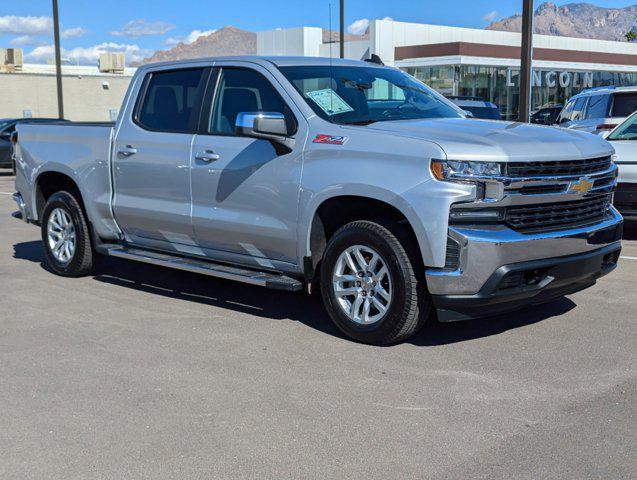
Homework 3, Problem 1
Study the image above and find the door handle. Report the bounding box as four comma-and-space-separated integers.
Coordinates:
195, 150, 220, 162
117, 145, 137, 157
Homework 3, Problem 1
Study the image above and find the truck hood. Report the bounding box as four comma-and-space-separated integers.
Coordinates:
365, 118, 613, 162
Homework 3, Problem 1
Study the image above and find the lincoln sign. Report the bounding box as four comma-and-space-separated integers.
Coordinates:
506, 69, 594, 89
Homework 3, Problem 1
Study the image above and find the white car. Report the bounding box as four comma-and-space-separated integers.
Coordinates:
606, 112, 637, 220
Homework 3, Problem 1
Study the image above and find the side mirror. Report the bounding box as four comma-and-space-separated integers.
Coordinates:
463, 110, 475, 119
235, 112, 294, 150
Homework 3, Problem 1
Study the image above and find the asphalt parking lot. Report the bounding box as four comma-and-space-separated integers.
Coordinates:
0, 170, 635, 480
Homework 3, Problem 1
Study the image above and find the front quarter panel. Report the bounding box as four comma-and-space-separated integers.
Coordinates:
298, 122, 474, 268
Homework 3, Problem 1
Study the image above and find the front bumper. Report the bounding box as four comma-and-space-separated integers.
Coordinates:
426, 208, 623, 321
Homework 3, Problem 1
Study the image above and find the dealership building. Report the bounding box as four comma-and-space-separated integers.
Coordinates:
257, 19, 637, 119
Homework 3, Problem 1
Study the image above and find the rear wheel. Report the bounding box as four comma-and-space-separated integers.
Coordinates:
320, 220, 431, 345
41, 191, 96, 277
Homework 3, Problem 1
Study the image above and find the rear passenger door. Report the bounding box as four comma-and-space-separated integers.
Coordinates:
113, 67, 210, 251
189, 63, 306, 268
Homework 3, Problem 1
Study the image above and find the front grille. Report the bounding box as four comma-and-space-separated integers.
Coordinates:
506, 156, 612, 177
514, 184, 567, 195
506, 194, 612, 232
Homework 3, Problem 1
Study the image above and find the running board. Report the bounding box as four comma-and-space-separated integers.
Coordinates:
98, 245, 303, 292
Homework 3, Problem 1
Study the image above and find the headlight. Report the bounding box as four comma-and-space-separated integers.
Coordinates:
431, 160, 504, 181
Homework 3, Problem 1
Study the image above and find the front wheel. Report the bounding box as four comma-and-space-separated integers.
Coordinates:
41, 191, 96, 277
320, 220, 431, 345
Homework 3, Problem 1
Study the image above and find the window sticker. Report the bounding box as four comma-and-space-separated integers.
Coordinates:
306, 88, 354, 116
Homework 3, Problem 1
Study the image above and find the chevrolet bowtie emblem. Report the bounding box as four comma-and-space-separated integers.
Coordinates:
569, 178, 594, 195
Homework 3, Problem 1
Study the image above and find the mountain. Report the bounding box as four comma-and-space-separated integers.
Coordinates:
486, 2, 637, 42
138, 26, 256, 65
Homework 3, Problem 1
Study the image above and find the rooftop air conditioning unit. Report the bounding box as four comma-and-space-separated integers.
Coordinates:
98, 52, 125, 73
0, 48, 23, 71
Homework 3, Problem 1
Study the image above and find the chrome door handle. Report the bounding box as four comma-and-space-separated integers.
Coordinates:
195, 150, 220, 162
117, 145, 137, 157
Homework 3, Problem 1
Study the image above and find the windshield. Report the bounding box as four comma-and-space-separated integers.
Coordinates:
0, 121, 14, 132
608, 112, 637, 141
278, 65, 463, 125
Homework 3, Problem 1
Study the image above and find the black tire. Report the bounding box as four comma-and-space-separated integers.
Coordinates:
320, 220, 431, 345
41, 191, 95, 277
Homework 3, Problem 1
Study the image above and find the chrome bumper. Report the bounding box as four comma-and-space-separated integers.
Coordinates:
426, 207, 624, 297
12, 192, 28, 222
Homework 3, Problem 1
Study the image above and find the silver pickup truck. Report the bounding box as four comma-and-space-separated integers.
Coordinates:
12, 56, 623, 344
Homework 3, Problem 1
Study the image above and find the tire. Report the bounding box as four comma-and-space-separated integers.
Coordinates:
320, 220, 431, 345
41, 191, 96, 277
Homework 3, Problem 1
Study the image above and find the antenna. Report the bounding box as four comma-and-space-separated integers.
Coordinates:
329, 1, 334, 113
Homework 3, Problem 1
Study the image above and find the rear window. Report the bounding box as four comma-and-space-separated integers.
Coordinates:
585, 94, 611, 119
137, 68, 207, 133
611, 92, 637, 118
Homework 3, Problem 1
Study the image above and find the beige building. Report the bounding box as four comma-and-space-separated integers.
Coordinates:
0, 63, 135, 121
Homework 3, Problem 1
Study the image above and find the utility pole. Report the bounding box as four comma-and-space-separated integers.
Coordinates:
339, 0, 345, 58
52, 0, 64, 119
518, 0, 534, 122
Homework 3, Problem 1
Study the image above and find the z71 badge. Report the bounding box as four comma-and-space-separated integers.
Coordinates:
312, 134, 349, 145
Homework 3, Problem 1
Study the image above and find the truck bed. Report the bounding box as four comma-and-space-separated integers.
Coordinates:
15, 121, 117, 238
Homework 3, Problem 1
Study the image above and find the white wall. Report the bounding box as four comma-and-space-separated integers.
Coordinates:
257, 27, 323, 57
318, 40, 369, 60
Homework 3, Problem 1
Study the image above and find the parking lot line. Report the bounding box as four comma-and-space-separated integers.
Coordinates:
621, 256, 637, 260
0, 192, 13, 195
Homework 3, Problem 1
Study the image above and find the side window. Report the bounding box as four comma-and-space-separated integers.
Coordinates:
586, 94, 611, 119
571, 96, 588, 121
558, 100, 575, 122
137, 68, 206, 133
210, 68, 295, 135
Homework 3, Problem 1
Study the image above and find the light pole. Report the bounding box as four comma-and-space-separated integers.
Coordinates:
339, 0, 345, 58
52, 0, 64, 119
518, 0, 534, 122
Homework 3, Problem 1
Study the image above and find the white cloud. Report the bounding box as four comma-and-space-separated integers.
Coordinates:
26, 42, 152, 65
482, 10, 499, 23
347, 17, 392, 36
111, 19, 174, 37
0, 15, 52, 35
61, 27, 87, 39
10, 35, 46, 46
347, 18, 369, 36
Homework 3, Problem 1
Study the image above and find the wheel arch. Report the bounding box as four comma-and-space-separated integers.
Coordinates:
33, 169, 85, 222
300, 189, 434, 277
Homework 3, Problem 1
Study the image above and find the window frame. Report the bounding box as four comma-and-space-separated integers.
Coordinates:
132, 66, 212, 134
199, 66, 298, 138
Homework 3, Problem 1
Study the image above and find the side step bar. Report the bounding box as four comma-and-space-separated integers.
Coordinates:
97, 245, 303, 292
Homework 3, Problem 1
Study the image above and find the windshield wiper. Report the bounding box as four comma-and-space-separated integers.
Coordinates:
340, 120, 377, 126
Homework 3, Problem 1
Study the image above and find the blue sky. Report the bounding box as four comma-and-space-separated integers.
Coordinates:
1, 1, 635, 64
